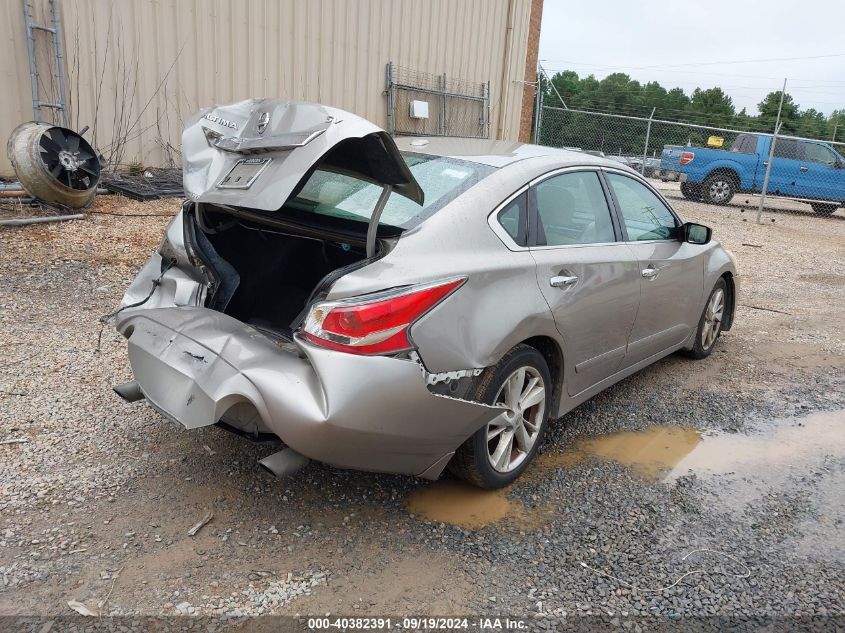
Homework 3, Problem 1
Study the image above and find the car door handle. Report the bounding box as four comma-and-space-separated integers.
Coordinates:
550, 275, 578, 288
800, 165, 809, 172
762, 161, 768, 167
642, 266, 661, 279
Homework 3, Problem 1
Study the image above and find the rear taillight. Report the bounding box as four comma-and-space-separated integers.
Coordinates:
679, 151, 695, 165
302, 278, 465, 355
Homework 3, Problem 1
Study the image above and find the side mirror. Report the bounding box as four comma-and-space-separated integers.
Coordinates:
683, 222, 712, 245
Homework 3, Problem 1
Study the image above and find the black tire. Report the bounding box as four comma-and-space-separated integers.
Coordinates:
702, 173, 736, 205
810, 202, 838, 215
448, 344, 552, 489
680, 182, 702, 201
685, 278, 728, 360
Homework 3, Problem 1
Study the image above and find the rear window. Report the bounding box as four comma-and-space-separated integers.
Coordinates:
285, 152, 494, 229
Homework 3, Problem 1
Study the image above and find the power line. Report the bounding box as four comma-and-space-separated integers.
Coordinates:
540, 72, 845, 96
637, 52, 845, 69
539, 71, 844, 114
540, 60, 845, 84
541, 103, 775, 130
541, 52, 845, 70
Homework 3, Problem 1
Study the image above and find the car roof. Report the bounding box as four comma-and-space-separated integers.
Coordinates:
393, 136, 623, 170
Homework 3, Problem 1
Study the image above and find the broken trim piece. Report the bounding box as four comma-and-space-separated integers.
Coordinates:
425, 367, 484, 386
409, 351, 490, 403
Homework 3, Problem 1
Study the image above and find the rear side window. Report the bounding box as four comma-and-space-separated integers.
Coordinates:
606, 173, 679, 241
774, 138, 801, 160
497, 192, 528, 246
731, 134, 757, 154
531, 171, 616, 246
286, 153, 494, 229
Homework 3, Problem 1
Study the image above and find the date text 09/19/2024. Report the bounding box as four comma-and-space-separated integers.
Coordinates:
306, 617, 528, 630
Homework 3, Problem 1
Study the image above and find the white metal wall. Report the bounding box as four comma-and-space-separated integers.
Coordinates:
1, 0, 533, 177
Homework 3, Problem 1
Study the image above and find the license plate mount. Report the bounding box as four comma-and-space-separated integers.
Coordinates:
217, 157, 272, 189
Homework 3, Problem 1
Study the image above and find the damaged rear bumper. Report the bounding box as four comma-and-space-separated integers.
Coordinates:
116, 307, 501, 478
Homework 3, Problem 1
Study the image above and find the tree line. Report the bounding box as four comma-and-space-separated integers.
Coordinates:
537, 70, 845, 156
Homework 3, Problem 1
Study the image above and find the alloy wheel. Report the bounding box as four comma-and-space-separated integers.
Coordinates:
702, 288, 724, 350
708, 180, 732, 204
486, 367, 546, 473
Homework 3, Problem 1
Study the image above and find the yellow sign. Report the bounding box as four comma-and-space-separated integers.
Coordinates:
707, 136, 725, 148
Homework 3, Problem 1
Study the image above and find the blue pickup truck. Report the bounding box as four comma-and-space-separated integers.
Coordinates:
659, 133, 845, 215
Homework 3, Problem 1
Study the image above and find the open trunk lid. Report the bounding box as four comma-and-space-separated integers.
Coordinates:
182, 99, 423, 214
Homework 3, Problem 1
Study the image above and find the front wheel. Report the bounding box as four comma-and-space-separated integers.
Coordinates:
702, 174, 736, 205
448, 345, 552, 489
810, 202, 838, 215
686, 279, 727, 360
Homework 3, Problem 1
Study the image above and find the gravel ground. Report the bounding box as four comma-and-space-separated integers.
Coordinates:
1, 191, 843, 628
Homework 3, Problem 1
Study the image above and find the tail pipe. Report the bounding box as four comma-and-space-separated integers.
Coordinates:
113, 380, 144, 403
258, 448, 310, 478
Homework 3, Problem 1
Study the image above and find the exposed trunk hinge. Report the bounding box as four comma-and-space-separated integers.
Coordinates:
366, 184, 393, 258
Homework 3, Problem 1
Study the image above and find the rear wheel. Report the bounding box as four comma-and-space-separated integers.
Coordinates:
448, 345, 552, 489
702, 174, 736, 205
680, 182, 702, 201
811, 202, 838, 215
686, 279, 727, 360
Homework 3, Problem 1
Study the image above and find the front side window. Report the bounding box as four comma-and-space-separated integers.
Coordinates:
606, 173, 679, 241
802, 142, 837, 166
531, 171, 616, 246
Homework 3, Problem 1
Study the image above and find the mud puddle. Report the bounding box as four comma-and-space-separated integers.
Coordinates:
405, 480, 515, 529
406, 411, 843, 529
574, 426, 702, 478
666, 409, 845, 484
542, 410, 844, 493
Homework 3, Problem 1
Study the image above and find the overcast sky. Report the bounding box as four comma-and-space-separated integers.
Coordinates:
538, 0, 845, 117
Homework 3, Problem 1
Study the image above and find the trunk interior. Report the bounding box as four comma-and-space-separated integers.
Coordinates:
194, 207, 367, 339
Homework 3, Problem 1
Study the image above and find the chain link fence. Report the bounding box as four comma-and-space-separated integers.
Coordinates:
537, 105, 845, 220
386, 62, 490, 139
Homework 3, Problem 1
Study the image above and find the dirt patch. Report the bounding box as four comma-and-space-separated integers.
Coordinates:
799, 273, 845, 287
3, 187, 845, 618
295, 551, 475, 615
749, 340, 845, 370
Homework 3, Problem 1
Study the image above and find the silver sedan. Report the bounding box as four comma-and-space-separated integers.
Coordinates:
114, 99, 738, 488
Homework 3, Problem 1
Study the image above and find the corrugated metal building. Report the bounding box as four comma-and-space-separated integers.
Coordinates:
1, 0, 543, 177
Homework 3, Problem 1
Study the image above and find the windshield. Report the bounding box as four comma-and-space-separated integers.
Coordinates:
284, 152, 495, 229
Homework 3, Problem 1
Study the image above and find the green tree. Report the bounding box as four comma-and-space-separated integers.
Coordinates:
757, 91, 800, 133
533, 70, 841, 154
827, 110, 845, 142
795, 108, 827, 139
689, 87, 735, 127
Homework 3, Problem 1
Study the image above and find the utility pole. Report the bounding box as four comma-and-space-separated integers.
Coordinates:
533, 61, 542, 144
756, 78, 787, 225
641, 107, 656, 176
538, 63, 568, 110
832, 123, 839, 143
